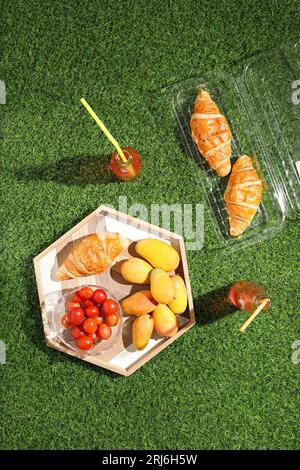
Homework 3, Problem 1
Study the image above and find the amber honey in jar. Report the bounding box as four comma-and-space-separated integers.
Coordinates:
228, 280, 271, 314
110, 146, 142, 181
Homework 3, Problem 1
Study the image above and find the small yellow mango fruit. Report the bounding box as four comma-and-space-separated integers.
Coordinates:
168, 275, 187, 314
120, 290, 157, 316
135, 238, 180, 272
152, 304, 178, 337
150, 268, 175, 304
121, 258, 152, 284
132, 314, 154, 350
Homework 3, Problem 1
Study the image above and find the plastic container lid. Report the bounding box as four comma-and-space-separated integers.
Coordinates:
165, 40, 300, 251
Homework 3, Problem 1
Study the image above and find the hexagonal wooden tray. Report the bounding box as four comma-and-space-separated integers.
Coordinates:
34, 205, 195, 376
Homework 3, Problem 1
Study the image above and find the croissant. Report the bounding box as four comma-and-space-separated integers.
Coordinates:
56, 232, 127, 280
190, 89, 232, 176
224, 155, 263, 237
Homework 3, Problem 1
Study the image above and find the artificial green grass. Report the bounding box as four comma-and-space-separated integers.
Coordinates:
0, 0, 300, 450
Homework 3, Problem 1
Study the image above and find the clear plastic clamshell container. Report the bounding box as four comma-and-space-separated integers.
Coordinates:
165, 41, 300, 250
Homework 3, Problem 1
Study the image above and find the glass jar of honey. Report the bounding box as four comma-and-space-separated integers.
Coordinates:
228, 280, 271, 314
110, 146, 141, 181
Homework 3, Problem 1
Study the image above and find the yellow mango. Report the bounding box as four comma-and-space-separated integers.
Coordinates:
152, 304, 178, 337
121, 258, 152, 284
132, 314, 154, 350
120, 290, 157, 316
168, 275, 188, 314
135, 239, 180, 272
150, 268, 175, 304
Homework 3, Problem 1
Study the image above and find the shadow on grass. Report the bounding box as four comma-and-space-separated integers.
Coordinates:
14, 154, 118, 186
194, 284, 237, 325
22, 255, 124, 381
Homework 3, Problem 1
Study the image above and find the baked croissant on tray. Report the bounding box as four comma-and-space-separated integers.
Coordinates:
56, 232, 127, 280
224, 155, 263, 237
190, 89, 232, 177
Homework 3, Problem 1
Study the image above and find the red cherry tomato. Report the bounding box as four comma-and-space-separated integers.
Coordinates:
105, 312, 119, 327
101, 299, 119, 317
97, 323, 111, 340
77, 335, 93, 350
96, 316, 104, 325
61, 313, 72, 328
79, 287, 94, 300
92, 289, 107, 305
82, 299, 95, 309
83, 318, 97, 334
66, 301, 81, 312
71, 325, 85, 339
85, 305, 99, 318
73, 291, 82, 303
89, 333, 98, 343
69, 307, 84, 326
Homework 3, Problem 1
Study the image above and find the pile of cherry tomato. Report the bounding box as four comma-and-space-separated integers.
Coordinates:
61, 286, 120, 351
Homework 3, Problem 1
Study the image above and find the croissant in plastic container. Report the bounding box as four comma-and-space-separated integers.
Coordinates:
190, 89, 232, 176
224, 155, 263, 237
56, 232, 127, 280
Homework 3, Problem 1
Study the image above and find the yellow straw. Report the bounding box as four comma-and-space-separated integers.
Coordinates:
239, 298, 269, 333
80, 98, 127, 163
